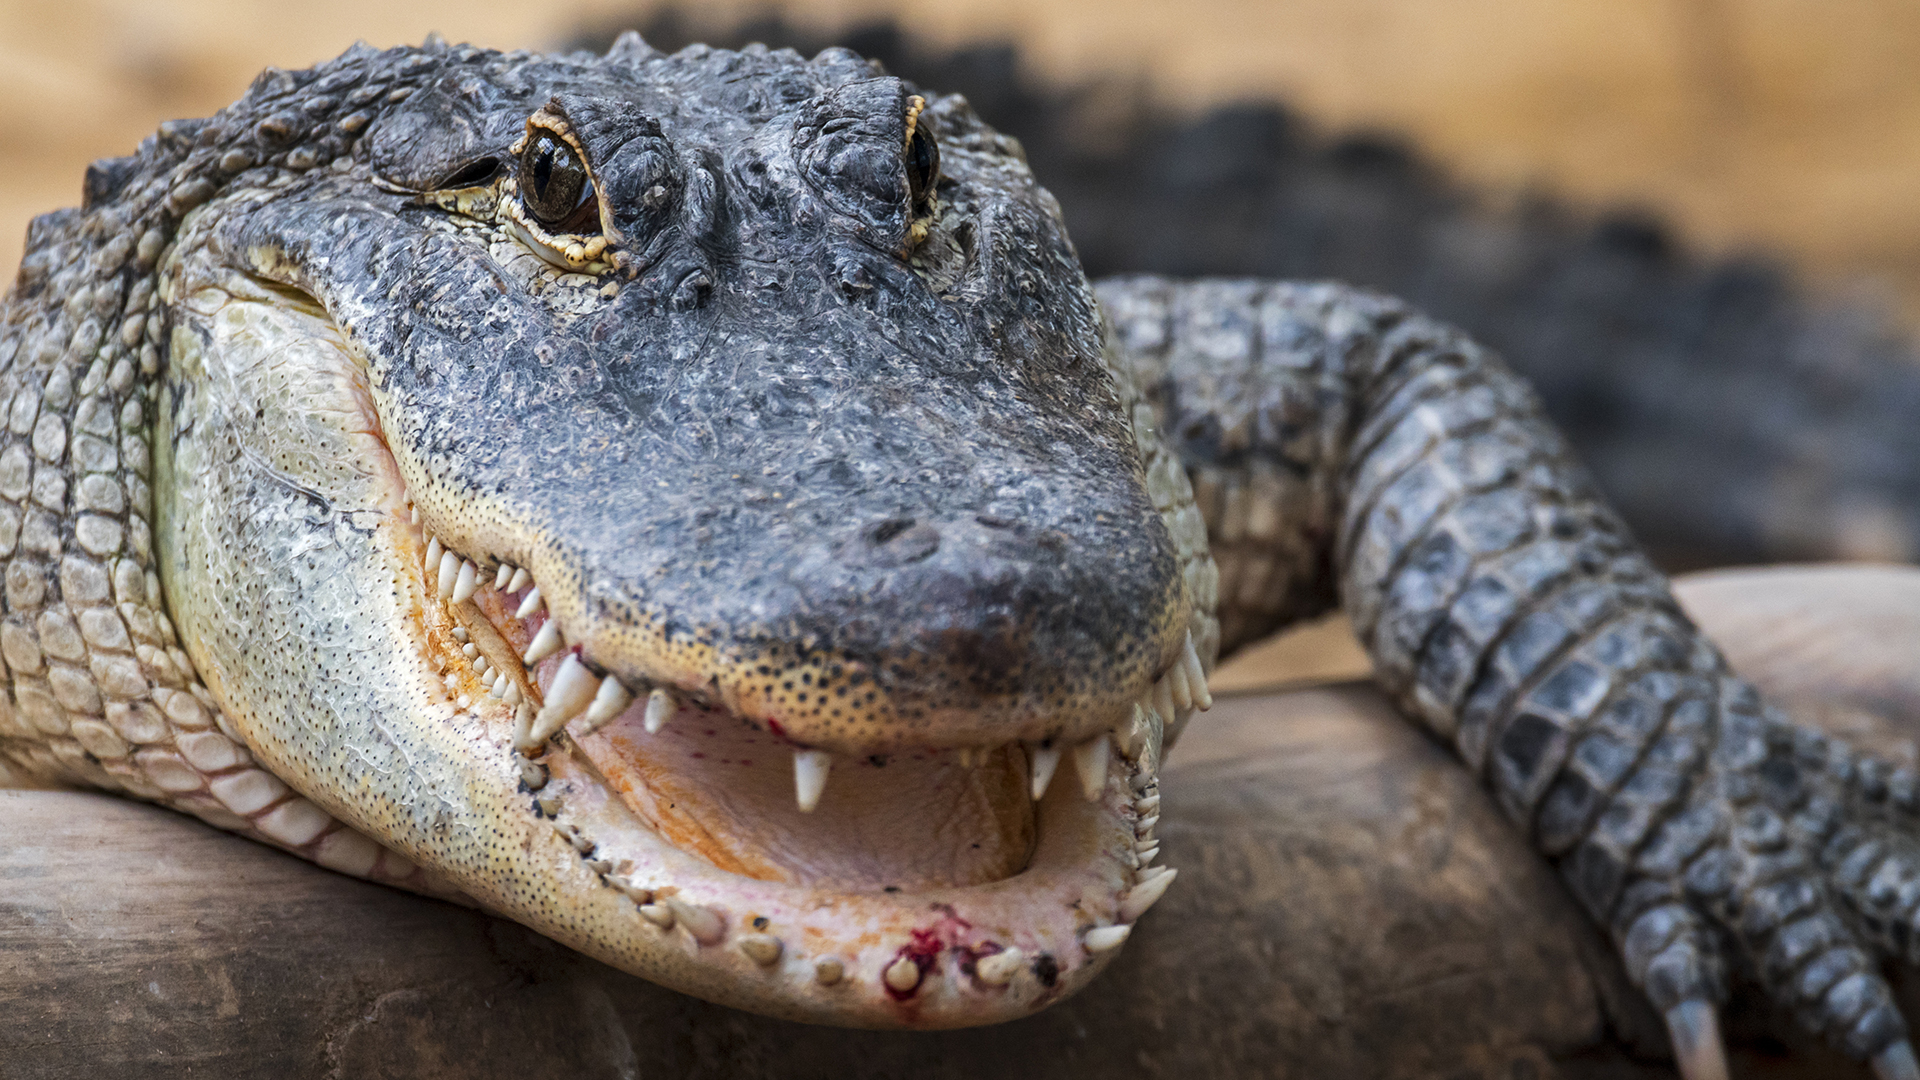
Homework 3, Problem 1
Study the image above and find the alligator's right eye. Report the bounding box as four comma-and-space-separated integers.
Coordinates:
519, 131, 598, 233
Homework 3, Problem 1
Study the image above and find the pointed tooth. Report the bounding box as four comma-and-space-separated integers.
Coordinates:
504, 681, 522, 705
974, 947, 1025, 986
1136, 843, 1160, 867
532, 655, 598, 739
578, 678, 634, 736
1153, 674, 1176, 723
814, 957, 844, 986
424, 535, 442, 573
451, 560, 479, 604
1136, 814, 1160, 835
883, 955, 921, 993
461, 642, 478, 658
494, 563, 514, 590
1083, 924, 1131, 952
639, 903, 675, 929
644, 688, 676, 734
1136, 864, 1174, 887
489, 673, 507, 698
507, 567, 531, 593
1182, 632, 1212, 710
664, 897, 724, 944
738, 933, 783, 966
473, 655, 489, 674
1073, 735, 1112, 800
1027, 742, 1061, 801
435, 550, 460, 600
511, 702, 535, 751
1167, 658, 1194, 711
522, 620, 563, 665
409, 506, 420, 526
451, 625, 468, 642
515, 587, 544, 619
790, 748, 834, 812
1119, 866, 1178, 922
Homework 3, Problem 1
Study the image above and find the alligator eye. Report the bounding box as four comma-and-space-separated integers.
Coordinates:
905, 123, 939, 210
519, 131, 598, 232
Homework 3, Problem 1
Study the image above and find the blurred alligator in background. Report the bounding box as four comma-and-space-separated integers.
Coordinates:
573, 10, 1920, 573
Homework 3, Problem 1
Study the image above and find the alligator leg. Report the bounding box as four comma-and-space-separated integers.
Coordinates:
1099, 275, 1920, 1079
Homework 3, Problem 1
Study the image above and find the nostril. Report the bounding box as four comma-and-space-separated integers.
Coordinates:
864, 518, 941, 566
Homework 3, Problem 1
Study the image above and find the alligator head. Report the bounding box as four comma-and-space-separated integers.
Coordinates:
149, 36, 1211, 1026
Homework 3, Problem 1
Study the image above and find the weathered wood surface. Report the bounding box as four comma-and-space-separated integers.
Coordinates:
2, 565, 1915, 1079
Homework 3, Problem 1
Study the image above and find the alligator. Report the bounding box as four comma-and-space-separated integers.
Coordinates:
5, 32, 1920, 1078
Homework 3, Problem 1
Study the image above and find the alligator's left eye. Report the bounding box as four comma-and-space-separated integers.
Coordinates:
519, 131, 599, 233
905, 122, 939, 210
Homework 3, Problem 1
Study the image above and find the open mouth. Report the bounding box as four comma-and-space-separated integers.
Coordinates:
407, 511, 1200, 1024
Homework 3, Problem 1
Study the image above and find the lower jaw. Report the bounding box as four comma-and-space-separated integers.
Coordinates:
515, 690, 1164, 1027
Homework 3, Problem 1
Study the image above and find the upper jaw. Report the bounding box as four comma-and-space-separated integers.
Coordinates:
409, 506, 1197, 1026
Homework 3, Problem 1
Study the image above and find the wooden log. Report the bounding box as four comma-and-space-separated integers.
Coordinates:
4, 565, 1914, 1079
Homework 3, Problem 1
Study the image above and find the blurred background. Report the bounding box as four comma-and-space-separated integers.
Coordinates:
5, 1, 1920, 687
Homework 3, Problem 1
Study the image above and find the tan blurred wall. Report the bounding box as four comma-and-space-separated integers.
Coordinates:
4, 0, 1920, 312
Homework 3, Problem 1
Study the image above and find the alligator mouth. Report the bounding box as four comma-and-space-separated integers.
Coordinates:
404, 513, 1196, 1024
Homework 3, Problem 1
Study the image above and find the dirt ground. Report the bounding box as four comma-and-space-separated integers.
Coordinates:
7, 0, 1920, 322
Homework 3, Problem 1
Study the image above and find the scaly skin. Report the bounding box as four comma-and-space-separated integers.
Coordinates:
1, 33, 1917, 1073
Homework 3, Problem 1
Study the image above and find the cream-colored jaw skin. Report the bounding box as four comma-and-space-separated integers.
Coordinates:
148, 240, 1172, 1025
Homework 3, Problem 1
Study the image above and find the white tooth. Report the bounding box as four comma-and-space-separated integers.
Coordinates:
578, 678, 634, 736
473, 656, 489, 674
507, 567, 531, 593
664, 897, 724, 944
410, 506, 420, 526
738, 933, 783, 966
1136, 865, 1174, 889
424, 535, 442, 572
639, 903, 675, 929
883, 956, 921, 993
494, 563, 514, 590
1167, 659, 1194, 711
461, 643, 478, 658
1083, 924, 1131, 952
793, 749, 832, 812
531, 655, 599, 741
644, 688, 676, 734
451, 626, 469, 642
436, 550, 461, 600
1181, 632, 1212, 710
1028, 742, 1061, 801
522, 621, 563, 665
489, 673, 507, 698
511, 702, 535, 750
1136, 843, 1160, 867
1136, 814, 1159, 835
451, 560, 479, 604
974, 948, 1025, 986
515, 587, 543, 619
1154, 674, 1176, 723
505, 681, 522, 705
1073, 735, 1111, 801
1119, 866, 1177, 922
1135, 794, 1161, 815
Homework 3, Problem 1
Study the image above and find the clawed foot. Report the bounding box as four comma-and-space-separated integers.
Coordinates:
1583, 694, 1920, 1080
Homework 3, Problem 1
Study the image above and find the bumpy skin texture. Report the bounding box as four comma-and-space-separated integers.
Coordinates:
0, 33, 1915, 1067
1103, 276, 1918, 1065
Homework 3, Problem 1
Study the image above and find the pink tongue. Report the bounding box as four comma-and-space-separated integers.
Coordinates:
567, 696, 1037, 891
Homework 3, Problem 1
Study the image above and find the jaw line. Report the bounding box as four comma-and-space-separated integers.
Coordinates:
405, 507, 1170, 1027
